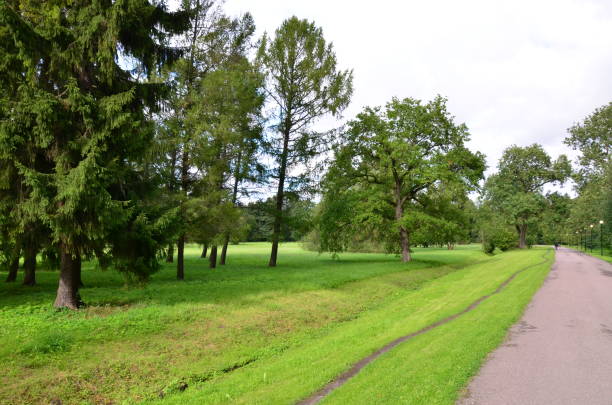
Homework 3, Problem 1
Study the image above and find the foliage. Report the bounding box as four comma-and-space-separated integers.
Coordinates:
564, 101, 611, 187
481, 144, 571, 248
245, 197, 315, 242
564, 102, 611, 249
318, 96, 485, 261
257, 16, 353, 266
0, 0, 190, 305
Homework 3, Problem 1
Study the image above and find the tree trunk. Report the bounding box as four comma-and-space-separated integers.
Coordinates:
166, 244, 174, 263
201, 243, 208, 258
222, 153, 241, 266
54, 244, 81, 310
209, 245, 217, 269
22, 245, 37, 286
400, 227, 411, 262
220, 234, 230, 265
517, 224, 528, 248
5, 255, 19, 283
269, 131, 290, 267
395, 198, 411, 262
177, 235, 185, 280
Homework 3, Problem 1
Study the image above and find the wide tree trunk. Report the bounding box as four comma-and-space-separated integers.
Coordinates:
166, 244, 174, 263
201, 243, 208, 259
220, 234, 229, 265
5, 255, 19, 283
54, 245, 81, 309
22, 245, 37, 286
400, 227, 411, 262
209, 245, 218, 269
517, 224, 528, 248
177, 235, 185, 280
269, 131, 290, 267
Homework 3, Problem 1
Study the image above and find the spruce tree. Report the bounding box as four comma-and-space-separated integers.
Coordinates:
0, 0, 189, 308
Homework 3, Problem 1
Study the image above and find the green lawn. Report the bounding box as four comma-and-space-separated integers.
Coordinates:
0, 243, 552, 404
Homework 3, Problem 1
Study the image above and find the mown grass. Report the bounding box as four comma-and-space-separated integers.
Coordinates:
148, 247, 551, 405
1, 242, 489, 404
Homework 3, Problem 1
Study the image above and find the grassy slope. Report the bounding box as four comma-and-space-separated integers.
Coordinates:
151, 248, 551, 405
0, 243, 485, 404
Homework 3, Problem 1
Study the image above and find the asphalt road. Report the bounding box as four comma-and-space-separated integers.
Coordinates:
458, 247, 612, 405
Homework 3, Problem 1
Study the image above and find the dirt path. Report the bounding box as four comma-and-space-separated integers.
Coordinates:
458, 248, 612, 405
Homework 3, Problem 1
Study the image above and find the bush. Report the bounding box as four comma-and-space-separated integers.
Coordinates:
482, 240, 496, 254
495, 228, 517, 251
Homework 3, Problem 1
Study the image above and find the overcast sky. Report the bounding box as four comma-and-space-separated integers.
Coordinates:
222, 0, 612, 188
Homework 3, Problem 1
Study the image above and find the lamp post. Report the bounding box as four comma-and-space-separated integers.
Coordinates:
600, 220, 605, 256
590, 224, 594, 253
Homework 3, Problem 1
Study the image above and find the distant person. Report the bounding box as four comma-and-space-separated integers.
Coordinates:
554, 242, 559, 250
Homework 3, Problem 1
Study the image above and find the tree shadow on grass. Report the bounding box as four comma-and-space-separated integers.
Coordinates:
0, 246, 486, 310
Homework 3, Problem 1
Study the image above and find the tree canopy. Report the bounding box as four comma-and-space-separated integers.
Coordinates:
317, 96, 485, 261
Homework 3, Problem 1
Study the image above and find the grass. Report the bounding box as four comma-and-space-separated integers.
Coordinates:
564, 245, 612, 264
0, 243, 552, 404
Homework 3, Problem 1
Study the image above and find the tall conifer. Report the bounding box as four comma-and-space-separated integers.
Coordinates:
0, 0, 189, 308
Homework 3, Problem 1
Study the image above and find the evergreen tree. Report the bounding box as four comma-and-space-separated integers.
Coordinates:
0, 0, 189, 308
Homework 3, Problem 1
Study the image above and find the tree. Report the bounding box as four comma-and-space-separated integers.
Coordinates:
189, 53, 264, 267
319, 96, 485, 261
483, 144, 571, 248
257, 16, 353, 267
565, 102, 611, 187
564, 102, 612, 246
158, 1, 261, 274
0, 0, 189, 308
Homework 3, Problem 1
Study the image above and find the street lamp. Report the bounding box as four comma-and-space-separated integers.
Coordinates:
600, 220, 605, 256
590, 224, 594, 253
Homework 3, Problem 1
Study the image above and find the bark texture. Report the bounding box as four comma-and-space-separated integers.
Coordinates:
395, 198, 411, 262
5, 255, 19, 283
209, 245, 217, 269
201, 243, 208, 259
54, 245, 81, 309
177, 235, 185, 280
517, 224, 528, 249
220, 234, 229, 265
269, 131, 290, 267
22, 245, 37, 286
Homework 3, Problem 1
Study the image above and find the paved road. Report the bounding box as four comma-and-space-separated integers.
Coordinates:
458, 248, 612, 405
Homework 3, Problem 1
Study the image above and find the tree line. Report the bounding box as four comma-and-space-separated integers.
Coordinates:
0, 0, 609, 309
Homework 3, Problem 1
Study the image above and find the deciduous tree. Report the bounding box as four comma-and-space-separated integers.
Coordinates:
257, 16, 353, 266
319, 96, 485, 261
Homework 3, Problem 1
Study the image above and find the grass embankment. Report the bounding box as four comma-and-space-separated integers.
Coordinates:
0, 243, 552, 404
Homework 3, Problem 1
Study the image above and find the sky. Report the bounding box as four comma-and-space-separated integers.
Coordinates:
220, 0, 612, 191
